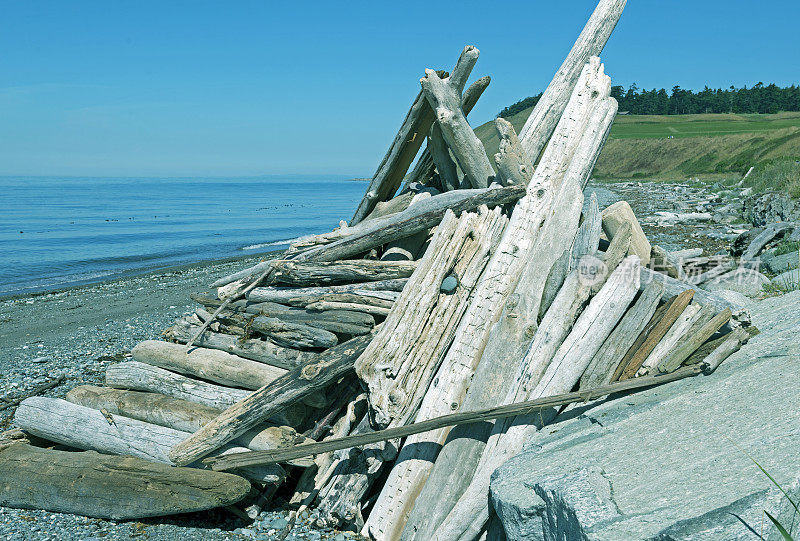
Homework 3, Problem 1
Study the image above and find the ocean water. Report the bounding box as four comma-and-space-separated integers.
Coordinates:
0, 175, 366, 297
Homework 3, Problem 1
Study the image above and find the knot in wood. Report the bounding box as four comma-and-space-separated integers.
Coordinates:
536, 188, 545, 198
300, 363, 322, 380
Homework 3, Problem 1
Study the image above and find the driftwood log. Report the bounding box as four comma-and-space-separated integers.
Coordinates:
517, 0, 627, 160
168, 333, 373, 466
66, 385, 312, 466
419, 46, 494, 189
164, 317, 312, 369
271, 260, 417, 286
427, 257, 640, 541
132, 341, 287, 390
0, 444, 251, 520
315, 207, 507, 528
14, 397, 285, 484
248, 280, 405, 304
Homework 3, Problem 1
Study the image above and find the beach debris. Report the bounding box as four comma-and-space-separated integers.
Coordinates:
4, 0, 756, 535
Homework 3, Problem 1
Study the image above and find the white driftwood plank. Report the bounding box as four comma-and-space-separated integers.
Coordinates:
579, 279, 664, 389
636, 303, 704, 376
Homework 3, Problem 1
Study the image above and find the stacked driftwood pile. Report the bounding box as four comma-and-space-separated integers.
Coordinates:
2, 0, 757, 537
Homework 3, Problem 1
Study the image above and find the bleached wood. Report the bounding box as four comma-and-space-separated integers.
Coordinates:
287, 293, 394, 310
106, 361, 250, 409
317, 208, 508, 530
381, 192, 433, 262
580, 279, 664, 389
164, 317, 310, 370
15, 397, 285, 484
65, 385, 312, 466
168, 334, 372, 467
657, 307, 731, 374
420, 47, 494, 189
518, 0, 627, 160
382, 59, 618, 541
248, 279, 406, 304
355, 207, 508, 428
429, 122, 460, 191
271, 260, 417, 286
350, 52, 481, 225
429, 257, 640, 541
639, 267, 745, 312
249, 316, 339, 349
636, 303, 703, 376
406, 76, 491, 190
493, 118, 533, 186
131, 341, 287, 390
305, 301, 391, 318
702, 327, 748, 373
572, 193, 602, 267
617, 289, 695, 381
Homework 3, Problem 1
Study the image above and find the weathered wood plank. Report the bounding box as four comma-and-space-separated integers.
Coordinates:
636, 303, 704, 376
271, 260, 417, 286
248, 280, 406, 304
657, 307, 732, 374
164, 317, 311, 370
580, 279, 664, 389
517, 0, 627, 160
617, 289, 695, 380
0, 443, 251, 520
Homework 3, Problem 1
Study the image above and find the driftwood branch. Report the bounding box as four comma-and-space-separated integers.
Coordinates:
205, 364, 706, 471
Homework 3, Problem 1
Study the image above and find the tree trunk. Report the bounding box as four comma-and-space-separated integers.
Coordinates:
247, 280, 406, 304
271, 260, 417, 287
493, 118, 533, 186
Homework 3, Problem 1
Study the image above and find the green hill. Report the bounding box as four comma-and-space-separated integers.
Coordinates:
474, 109, 800, 181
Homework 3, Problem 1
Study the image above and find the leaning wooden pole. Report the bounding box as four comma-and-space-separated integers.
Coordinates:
518, 0, 626, 161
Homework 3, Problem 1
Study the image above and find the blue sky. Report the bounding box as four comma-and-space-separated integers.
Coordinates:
1, 1, 798, 177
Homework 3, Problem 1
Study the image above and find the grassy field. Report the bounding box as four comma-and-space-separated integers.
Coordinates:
474, 109, 800, 184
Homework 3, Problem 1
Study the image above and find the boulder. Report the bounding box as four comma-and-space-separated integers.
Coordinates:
702, 267, 770, 298
772, 269, 800, 289
490, 291, 800, 540
761, 251, 799, 274
601, 201, 651, 265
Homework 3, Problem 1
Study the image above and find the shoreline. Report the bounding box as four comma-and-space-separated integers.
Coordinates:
0, 248, 285, 302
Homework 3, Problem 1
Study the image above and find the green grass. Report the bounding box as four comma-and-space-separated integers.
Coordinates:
474, 110, 800, 188
741, 158, 800, 198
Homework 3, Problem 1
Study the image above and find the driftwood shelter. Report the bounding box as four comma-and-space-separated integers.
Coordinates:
2, 0, 756, 538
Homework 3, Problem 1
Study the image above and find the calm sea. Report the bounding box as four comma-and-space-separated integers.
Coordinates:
0, 175, 366, 297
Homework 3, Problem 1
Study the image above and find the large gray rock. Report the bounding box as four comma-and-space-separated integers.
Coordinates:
772, 268, 800, 289
761, 251, 799, 274
489, 291, 800, 541
702, 267, 770, 298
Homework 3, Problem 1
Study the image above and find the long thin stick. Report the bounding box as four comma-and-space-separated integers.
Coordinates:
186, 267, 274, 349
206, 364, 708, 471
0, 375, 65, 412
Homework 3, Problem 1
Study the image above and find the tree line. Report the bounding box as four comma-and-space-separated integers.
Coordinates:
498, 83, 800, 118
